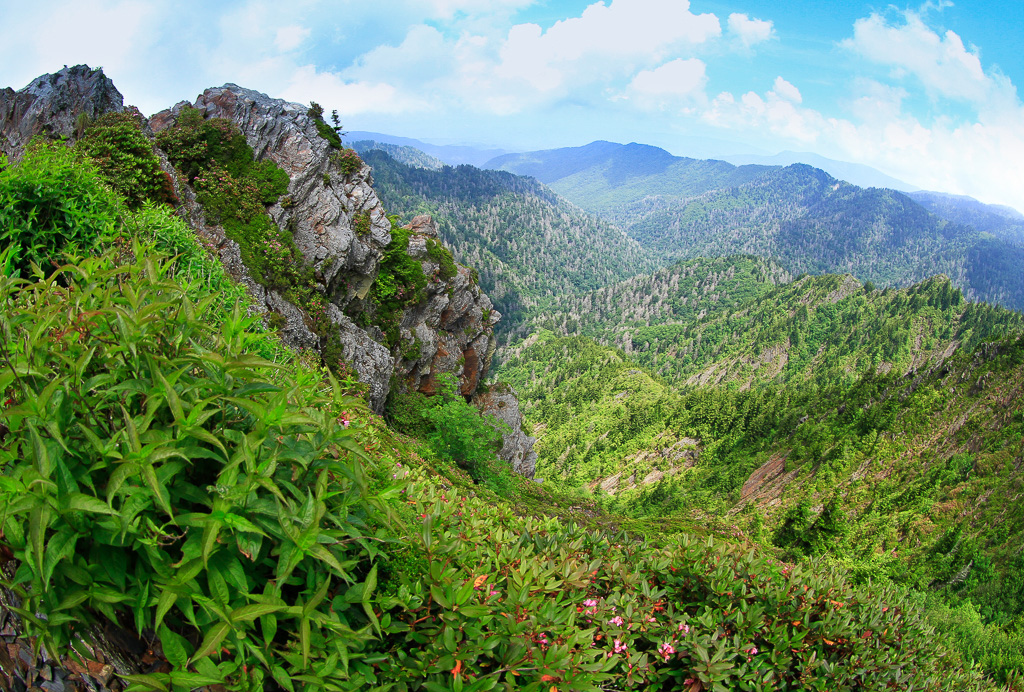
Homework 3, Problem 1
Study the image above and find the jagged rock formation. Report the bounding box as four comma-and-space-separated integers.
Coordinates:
472, 383, 537, 477
392, 215, 499, 397
0, 65, 122, 159
150, 85, 397, 410
1, 66, 534, 470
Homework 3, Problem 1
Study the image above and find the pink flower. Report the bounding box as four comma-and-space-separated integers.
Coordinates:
612, 640, 627, 654
609, 616, 624, 627
583, 599, 598, 607
677, 622, 690, 635
658, 642, 676, 661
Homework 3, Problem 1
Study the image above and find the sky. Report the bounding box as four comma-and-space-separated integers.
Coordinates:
2, 0, 1024, 211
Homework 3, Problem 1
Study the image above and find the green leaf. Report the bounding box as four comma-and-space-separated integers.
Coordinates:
65, 493, 116, 516
154, 588, 178, 631
28, 421, 51, 479
42, 529, 77, 587
228, 603, 283, 623
169, 672, 225, 687
142, 463, 173, 517
190, 621, 231, 662
121, 673, 169, 692
28, 504, 52, 581
158, 624, 190, 669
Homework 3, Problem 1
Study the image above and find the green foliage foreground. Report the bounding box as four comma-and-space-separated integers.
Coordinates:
0, 113, 1004, 691
0, 248, 996, 691
0, 249, 389, 690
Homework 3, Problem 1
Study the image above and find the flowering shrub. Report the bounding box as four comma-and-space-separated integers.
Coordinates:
362, 471, 992, 691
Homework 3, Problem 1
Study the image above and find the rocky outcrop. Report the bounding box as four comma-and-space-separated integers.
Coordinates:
393, 215, 499, 397
1, 65, 122, 159
150, 85, 391, 298
1, 68, 534, 471
473, 383, 537, 477
148, 85, 398, 410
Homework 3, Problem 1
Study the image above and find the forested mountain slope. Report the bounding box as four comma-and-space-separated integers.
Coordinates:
498, 319, 1024, 679
504, 255, 1023, 386
909, 190, 1024, 247
361, 149, 661, 327
621, 165, 1024, 310
502, 255, 792, 348
486, 140, 771, 218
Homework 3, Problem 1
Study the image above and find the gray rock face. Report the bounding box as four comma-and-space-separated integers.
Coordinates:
149, 85, 397, 410
0, 65, 122, 159
392, 216, 500, 397
150, 85, 391, 300
473, 384, 538, 477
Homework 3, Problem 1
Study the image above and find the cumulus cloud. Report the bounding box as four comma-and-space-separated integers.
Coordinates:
628, 59, 707, 100
840, 10, 1003, 105
704, 73, 1024, 211
770, 76, 802, 103
727, 13, 774, 48
281, 65, 427, 115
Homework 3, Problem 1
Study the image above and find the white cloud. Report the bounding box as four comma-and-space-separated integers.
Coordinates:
703, 74, 1024, 211
840, 10, 1000, 105
281, 65, 427, 115
342, 0, 722, 113
15, 0, 156, 81
628, 59, 707, 99
770, 76, 801, 103
727, 13, 774, 48
275, 26, 311, 52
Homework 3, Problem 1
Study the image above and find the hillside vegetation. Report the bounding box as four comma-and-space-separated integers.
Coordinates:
360, 149, 660, 328
496, 276, 1024, 681
0, 98, 1015, 690
486, 141, 1024, 311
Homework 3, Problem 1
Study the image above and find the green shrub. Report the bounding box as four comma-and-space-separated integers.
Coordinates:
0, 142, 119, 277
0, 247, 389, 690
420, 374, 508, 485
307, 102, 341, 149
76, 109, 177, 208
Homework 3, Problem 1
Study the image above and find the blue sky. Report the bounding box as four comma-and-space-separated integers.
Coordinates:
2, 0, 1023, 211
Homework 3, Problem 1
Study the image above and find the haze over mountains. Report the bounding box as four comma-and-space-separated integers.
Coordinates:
360, 136, 1024, 312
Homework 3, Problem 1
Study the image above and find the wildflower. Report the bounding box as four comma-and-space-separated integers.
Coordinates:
677, 622, 690, 635
612, 640, 627, 654
583, 599, 598, 607
658, 642, 675, 661
609, 616, 624, 627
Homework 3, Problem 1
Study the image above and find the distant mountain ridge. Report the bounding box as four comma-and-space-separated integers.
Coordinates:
720, 150, 919, 192
485, 140, 771, 217
346, 130, 509, 167
909, 190, 1024, 246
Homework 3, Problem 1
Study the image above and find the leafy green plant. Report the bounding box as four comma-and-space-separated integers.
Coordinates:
76, 109, 177, 209
0, 247, 391, 691
0, 142, 119, 277
307, 102, 341, 150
